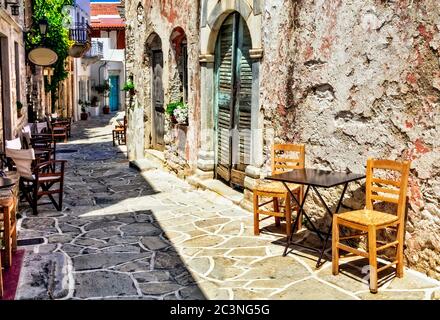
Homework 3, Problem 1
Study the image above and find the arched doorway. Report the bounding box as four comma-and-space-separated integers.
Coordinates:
214, 12, 252, 188
146, 33, 165, 150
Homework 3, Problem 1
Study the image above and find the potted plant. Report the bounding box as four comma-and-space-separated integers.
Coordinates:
122, 80, 136, 96
94, 81, 110, 114
173, 102, 188, 125
90, 96, 100, 117
166, 101, 184, 124
79, 100, 88, 120
17, 101, 24, 118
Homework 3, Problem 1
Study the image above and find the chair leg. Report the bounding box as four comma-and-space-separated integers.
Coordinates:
297, 187, 303, 230
32, 183, 39, 215
285, 193, 292, 237
253, 193, 260, 235
332, 215, 340, 275
396, 222, 404, 278
273, 197, 281, 227
368, 226, 378, 293
112, 131, 116, 146
3, 204, 12, 268
11, 200, 17, 252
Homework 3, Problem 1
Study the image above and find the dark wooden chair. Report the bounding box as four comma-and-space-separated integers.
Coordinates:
5, 148, 66, 215
52, 116, 72, 138
22, 125, 57, 162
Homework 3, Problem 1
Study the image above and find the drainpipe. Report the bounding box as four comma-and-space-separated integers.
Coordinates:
98, 61, 107, 107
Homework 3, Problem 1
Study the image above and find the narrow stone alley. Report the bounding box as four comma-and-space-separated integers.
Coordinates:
14, 114, 440, 300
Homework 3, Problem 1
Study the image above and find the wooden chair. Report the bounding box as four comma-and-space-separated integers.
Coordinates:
5, 148, 66, 215
253, 144, 305, 236
22, 125, 57, 162
0, 194, 17, 269
45, 118, 68, 143
332, 158, 410, 293
112, 116, 127, 146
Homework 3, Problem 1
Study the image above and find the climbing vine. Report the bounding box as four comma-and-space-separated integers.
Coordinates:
26, 0, 73, 110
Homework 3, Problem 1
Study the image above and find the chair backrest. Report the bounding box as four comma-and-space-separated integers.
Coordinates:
271, 144, 305, 176
5, 138, 22, 150
21, 125, 32, 148
35, 121, 48, 133
5, 148, 35, 178
365, 158, 411, 222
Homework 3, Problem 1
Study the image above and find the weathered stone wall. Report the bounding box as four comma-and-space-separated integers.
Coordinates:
125, 0, 440, 279
125, 0, 201, 173
260, 0, 440, 279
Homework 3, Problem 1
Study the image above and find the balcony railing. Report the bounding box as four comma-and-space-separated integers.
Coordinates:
84, 39, 104, 59
69, 23, 91, 45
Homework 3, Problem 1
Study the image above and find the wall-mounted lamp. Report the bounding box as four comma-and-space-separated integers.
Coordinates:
5, 1, 20, 16
38, 18, 49, 36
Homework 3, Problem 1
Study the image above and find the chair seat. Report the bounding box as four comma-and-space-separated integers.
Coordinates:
254, 180, 301, 194
336, 209, 398, 227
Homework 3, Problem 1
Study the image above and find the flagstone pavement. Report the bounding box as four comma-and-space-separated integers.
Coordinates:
14, 113, 440, 300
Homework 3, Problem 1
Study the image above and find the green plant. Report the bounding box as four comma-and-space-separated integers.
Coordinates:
122, 81, 135, 91
25, 0, 74, 113
94, 81, 110, 94
91, 96, 99, 106
17, 101, 23, 110
166, 101, 185, 116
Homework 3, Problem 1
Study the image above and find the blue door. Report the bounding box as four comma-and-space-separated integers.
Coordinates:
109, 75, 120, 112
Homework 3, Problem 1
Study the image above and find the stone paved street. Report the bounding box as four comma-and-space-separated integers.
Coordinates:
14, 114, 440, 300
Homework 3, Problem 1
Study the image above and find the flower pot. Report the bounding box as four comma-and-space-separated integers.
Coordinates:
90, 106, 100, 117
80, 112, 88, 120
170, 115, 178, 124
129, 88, 136, 96
103, 106, 110, 114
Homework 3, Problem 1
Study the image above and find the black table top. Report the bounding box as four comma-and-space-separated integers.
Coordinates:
0, 177, 15, 189
267, 168, 366, 188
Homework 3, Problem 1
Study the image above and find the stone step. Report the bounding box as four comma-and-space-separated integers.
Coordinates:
137, 149, 165, 169
129, 158, 160, 172
188, 177, 244, 206
15, 251, 71, 300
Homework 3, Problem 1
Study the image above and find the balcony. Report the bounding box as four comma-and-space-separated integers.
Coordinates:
69, 23, 91, 58
82, 39, 104, 66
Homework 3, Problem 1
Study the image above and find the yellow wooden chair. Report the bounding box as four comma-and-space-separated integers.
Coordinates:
332, 158, 410, 293
253, 144, 305, 236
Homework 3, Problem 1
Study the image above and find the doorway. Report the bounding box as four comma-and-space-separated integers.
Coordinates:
214, 12, 252, 188
109, 75, 120, 112
152, 49, 165, 150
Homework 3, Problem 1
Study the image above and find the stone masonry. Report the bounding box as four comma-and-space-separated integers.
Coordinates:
124, 1, 440, 279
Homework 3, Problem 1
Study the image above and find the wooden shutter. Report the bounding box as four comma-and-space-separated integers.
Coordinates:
231, 19, 252, 186
215, 15, 235, 182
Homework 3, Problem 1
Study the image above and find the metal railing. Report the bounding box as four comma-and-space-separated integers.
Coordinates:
69, 23, 91, 44
84, 39, 103, 59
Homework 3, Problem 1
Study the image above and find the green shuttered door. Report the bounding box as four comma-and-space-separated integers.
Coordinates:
215, 13, 252, 188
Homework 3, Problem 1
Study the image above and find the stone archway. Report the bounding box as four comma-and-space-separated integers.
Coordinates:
197, 0, 264, 202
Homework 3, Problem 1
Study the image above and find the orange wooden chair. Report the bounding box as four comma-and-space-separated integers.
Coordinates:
332, 158, 410, 293
0, 195, 17, 269
253, 144, 305, 236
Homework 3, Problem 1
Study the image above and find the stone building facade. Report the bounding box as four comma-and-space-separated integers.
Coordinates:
125, 0, 440, 279
125, 0, 200, 174
0, 0, 28, 146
